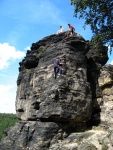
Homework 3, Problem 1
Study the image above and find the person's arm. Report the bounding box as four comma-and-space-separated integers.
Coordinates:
59, 60, 64, 66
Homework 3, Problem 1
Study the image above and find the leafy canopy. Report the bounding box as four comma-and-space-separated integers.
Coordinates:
71, 0, 113, 53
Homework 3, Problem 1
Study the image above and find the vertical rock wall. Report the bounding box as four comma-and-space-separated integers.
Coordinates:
98, 65, 113, 128
16, 33, 92, 126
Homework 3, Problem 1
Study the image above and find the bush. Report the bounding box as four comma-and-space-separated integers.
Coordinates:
0, 113, 19, 141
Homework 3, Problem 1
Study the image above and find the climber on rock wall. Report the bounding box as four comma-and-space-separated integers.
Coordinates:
53, 56, 63, 79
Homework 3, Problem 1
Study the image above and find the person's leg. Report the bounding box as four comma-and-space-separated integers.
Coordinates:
65, 30, 70, 37
56, 67, 59, 74
54, 67, 57, 79
71, 29, 74, 35
70, 29, 73, 36
67, 30, 72, 36
57, 66, 62, 75
54, 66, 59, 79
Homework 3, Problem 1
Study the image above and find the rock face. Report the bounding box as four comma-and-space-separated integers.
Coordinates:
16, 33, 92, 125
1, 32, 113, 150
98, 65, 113, 128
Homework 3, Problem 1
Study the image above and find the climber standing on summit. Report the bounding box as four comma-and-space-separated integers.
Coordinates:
66, 23, 75, 37
54, 56, 63, 79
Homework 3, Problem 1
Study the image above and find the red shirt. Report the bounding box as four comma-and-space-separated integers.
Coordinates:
70, 25, 74, 30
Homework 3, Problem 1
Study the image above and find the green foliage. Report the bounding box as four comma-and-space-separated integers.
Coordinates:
90, 35, 103, 48
25, 69, 31, 73
37, 45, 49, 58
71, 0, 113, 52
102, 144, 108, 150
0, 113, 19, 142
90, 35, 107, 53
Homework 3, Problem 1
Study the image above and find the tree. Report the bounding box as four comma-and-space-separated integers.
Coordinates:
0, 113, 19, 141
70, 0, 113, 53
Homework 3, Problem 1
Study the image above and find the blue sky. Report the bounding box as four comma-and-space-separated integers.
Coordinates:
0, 0, 112, 114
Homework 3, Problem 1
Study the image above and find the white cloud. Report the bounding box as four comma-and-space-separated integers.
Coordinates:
0, 43, 25, 70
24, 46, 31, 51
0, 85, 14, 95
0, 84, 16, 113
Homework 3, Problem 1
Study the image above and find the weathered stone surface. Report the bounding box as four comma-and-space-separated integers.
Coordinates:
78, 141, 97, 150
1, 32, 113, 150
16, 33, 92, 125
98, 65, 113, 128
0, 121, 61, 150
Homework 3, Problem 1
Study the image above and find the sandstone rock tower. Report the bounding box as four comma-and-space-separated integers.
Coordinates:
1, 32, 113, 150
